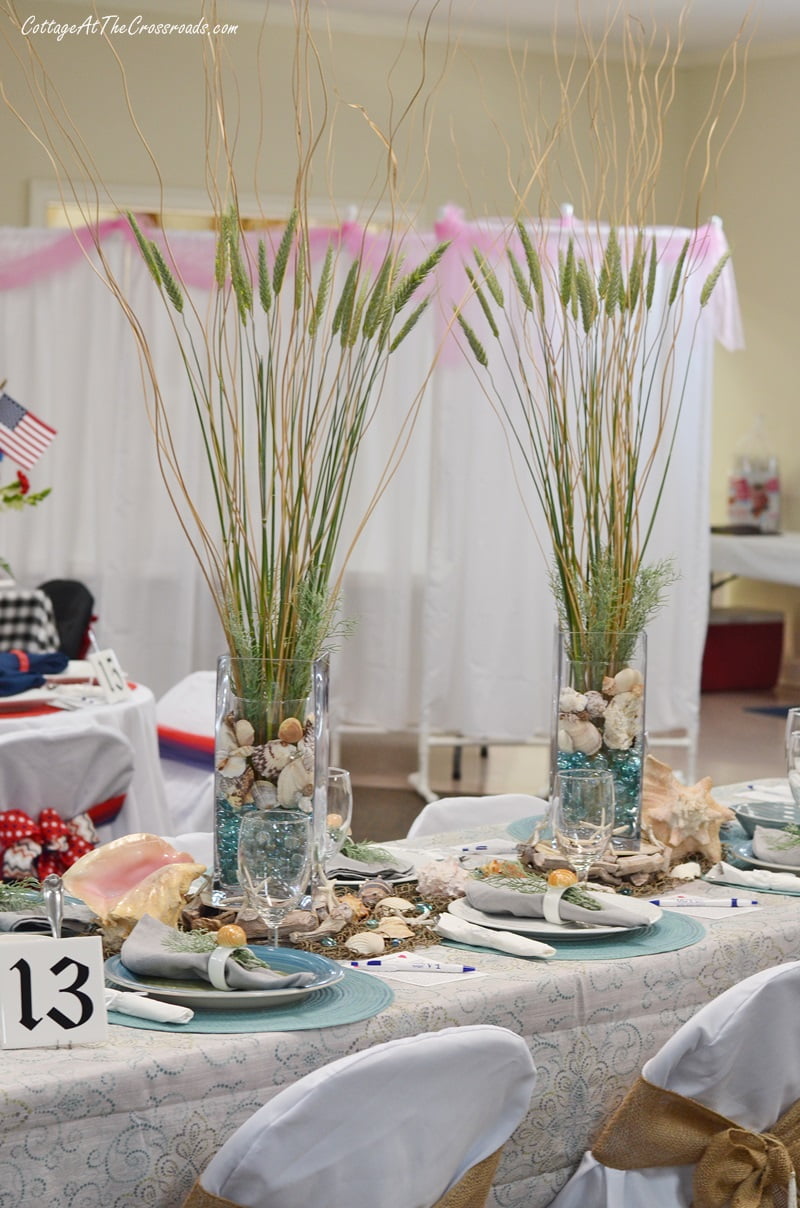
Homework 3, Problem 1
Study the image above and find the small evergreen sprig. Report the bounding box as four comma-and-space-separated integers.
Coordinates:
472, 868, 602, 911
162, 928, 271, 970
0, 876, 44, 913
766, 824, 800, 851
341, 837, 398, 865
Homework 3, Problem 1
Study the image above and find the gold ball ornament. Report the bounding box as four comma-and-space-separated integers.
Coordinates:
216, 924, 248, 948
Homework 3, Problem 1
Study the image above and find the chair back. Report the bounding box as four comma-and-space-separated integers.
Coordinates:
549, 959, 800, 1207
38, 579, 96, 658
156, 671, 216, 833
0, 720, 134, 826
183, 1024, 536, 1208
406, 792, 546, 839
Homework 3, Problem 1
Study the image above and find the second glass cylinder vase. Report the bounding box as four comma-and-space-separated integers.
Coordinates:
213, 653, 329, 905
552, 630, 646, 838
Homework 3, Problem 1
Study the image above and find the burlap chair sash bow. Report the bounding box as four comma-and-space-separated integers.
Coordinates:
592, 1075, 800, 1208
181, 1147, 503, 1208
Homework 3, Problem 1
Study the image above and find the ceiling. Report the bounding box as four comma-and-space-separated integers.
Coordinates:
281, 0, 800, 54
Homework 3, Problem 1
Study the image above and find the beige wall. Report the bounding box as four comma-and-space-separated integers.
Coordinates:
684, 50, 800, 679
1, 2, 798, 671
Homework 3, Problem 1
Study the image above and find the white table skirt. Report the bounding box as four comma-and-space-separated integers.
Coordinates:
0, 683, 171, 838
1, 828, 798, 1207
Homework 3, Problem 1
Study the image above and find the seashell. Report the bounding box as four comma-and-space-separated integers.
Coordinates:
375, 916, 415, 939
641, 755, 734, 864
603, 691, 643, 750
358, 879, 393, 908
278, 716, 304, 744
63, 833, 203, 920
584, 691, 607, 719
337, 892, 369, 921
558, 726, 575, 753
216, 714, 255, 778
277, 756, 313, 806
345, 931, 385, 956
558, 715, 602, 756
251, 780, 277, 808
275, 909, 318, 935
374, 896, 416, 916
559, 686, 588, 712
602, 667, 644, 696
250, 739, 296, 779
294, 914, 348, 940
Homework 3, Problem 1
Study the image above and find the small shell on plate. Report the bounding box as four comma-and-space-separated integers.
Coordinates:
345, 931, 385, 956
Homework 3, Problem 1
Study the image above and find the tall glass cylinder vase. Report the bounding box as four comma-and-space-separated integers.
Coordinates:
552, 630, 647, 838
213, 653, 329, 905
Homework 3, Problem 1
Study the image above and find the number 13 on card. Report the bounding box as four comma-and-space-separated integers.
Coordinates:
0, 936, 108, 1048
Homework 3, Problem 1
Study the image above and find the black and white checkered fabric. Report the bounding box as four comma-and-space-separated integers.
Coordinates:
0, 588, 61, 652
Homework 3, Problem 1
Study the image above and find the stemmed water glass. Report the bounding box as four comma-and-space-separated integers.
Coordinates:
237, 809, 313, 947
786, 709, 800, 772
788, 730, 800, 808
325, 767, 354, 861
551, 768, 615, 883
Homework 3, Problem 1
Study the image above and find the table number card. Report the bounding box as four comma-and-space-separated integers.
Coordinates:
0, 935, 108, 1048
89, 649, 131, 703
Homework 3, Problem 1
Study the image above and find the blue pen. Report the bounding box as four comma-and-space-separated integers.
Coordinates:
648, 896, 758, 907
349, 958, 476, 972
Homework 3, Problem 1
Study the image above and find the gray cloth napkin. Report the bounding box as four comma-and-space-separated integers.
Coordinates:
0, 905, 95, 935
120, 915, 316, 989
751, 825, 800, 867
465, 879, 654, 928
325, 855, 414, 882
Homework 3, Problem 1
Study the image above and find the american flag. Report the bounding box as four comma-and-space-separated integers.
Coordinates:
0, 393, 56, 470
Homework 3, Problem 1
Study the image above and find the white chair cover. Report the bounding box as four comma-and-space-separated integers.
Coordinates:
406, 792, 546, 838
156, 671, 216, 833
196, 1024, 536, 1208
549, 959, 800, 1206
0, 720, 134, 822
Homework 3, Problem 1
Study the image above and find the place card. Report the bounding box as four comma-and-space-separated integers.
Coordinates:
89, 648, 131, 702
0, 935, 108, 1048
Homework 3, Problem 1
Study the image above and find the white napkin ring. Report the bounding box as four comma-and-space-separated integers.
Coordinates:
543, 885, 569, 925
207, 946, 234, 991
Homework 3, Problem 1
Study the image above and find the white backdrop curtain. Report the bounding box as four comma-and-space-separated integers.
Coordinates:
0, 212, 742, 768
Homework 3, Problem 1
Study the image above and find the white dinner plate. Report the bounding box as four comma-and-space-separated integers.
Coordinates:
725, 834, 800, 876
104, 946, 345, 1010
447, 895, 661, 940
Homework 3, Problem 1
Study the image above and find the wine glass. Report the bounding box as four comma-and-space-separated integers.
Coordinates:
786, 708, 800, 768
551, 768, 615, 883
325, 767, 354, 861
788, 730, 800, 808
237, 810, 313, 947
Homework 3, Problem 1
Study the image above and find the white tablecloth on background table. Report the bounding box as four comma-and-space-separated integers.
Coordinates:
1, 814, 799, 1207
711, 530, 800, 586
0, 683, 171, 838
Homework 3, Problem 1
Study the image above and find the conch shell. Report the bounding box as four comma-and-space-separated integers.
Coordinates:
641, 755, 734, 864
62, 833, 204, 922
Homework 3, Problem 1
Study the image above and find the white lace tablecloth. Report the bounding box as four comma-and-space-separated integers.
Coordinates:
2, 825, 799, 1207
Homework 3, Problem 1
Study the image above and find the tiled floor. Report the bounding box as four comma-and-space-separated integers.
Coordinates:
344, 688, 799, 842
